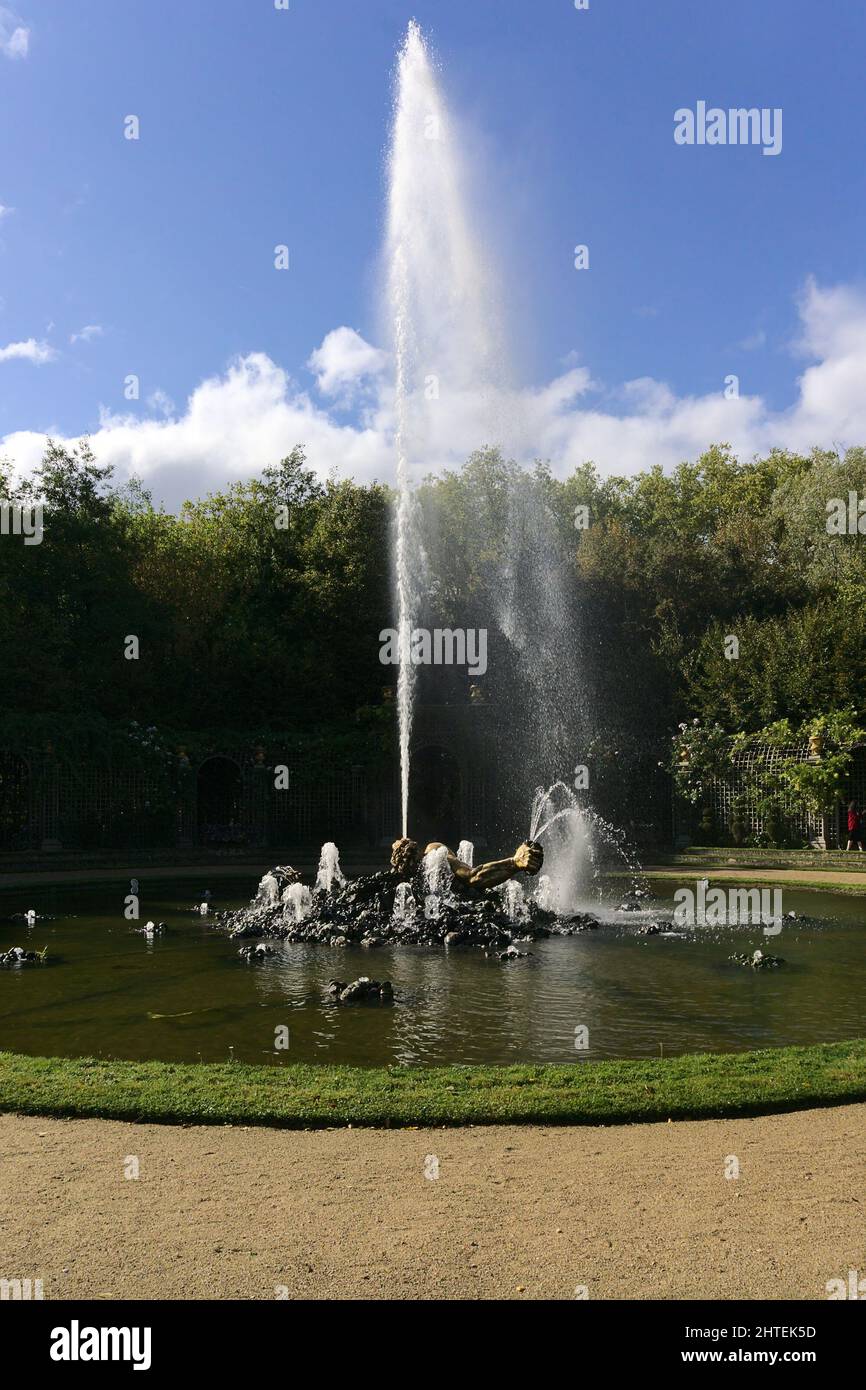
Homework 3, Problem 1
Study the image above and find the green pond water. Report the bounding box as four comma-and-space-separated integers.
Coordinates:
0, 878, 864, 1066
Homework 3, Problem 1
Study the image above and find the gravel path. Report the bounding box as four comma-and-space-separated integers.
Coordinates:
1, 1105, 863, 1300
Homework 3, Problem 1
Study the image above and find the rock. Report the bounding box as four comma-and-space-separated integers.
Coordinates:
635, 922, 662, 936
215, 862, 602, 952
0, 946, 42, 968
729, 949, 785, 970
328, 976, 395, 1004
238, 942, 275, 961
136, 921, 167, 936
560, 913, 598, 934
489, 944, 532, 961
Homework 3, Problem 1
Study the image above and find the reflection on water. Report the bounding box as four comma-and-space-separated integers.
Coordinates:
1, 880, 864, 1065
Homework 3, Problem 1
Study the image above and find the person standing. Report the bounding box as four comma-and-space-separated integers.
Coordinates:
845, 801, 864, 851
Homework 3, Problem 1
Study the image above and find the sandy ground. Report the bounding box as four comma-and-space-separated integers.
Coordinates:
0, 1105, 863, 1301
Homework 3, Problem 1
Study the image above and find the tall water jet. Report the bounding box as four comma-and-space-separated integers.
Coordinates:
386, 20, 503, 834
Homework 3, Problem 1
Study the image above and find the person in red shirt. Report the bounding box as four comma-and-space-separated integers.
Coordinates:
845, 801, 864, 851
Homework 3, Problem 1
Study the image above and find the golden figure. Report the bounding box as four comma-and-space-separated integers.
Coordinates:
390, 837, 543, 892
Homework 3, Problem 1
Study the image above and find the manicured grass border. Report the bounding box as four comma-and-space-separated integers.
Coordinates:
635, 870, 866, 897
1, 1041, 865, 1129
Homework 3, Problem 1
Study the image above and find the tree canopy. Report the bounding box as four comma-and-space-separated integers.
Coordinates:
2, 438, 865, 752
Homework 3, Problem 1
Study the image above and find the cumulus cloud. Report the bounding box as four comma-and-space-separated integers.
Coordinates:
0, 337, 56, 364
0, 8, 28, 59
69, 324, 103, 345
0, 351, 389, 510
4, 281, 866, 510
306, 326, 388, 401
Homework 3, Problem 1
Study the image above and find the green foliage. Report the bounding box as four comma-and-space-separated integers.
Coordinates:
671, 721, 731, 805
745, 710, 866, 816
0, 442, 390, 732
3, 435, 866, 780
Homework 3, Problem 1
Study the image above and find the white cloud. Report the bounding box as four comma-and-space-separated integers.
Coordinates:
4, 282, 866, 509
0, 337, 56, 364
0, 9, 28, 59
0, 204, 13, 220
1, 351, 389, 509
306, 325, 388, 401
69, 324, 103, 345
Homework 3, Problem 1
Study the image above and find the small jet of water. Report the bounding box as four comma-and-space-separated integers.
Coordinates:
316, 842, 346, 894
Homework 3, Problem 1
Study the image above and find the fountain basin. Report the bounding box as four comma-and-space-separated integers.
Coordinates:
1, 879, 864, 1067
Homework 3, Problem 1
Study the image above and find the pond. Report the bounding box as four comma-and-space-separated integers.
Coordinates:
1, 879, 864, 1066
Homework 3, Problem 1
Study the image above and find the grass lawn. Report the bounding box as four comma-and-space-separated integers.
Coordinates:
1, 1040, 865, 1129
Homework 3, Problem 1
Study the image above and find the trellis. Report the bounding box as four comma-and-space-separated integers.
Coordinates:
267, 759, 369, 845
0, 745, 387, 854
0, 752, 176, 852
679, 739, 866, 848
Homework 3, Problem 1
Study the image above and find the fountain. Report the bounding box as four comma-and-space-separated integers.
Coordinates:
392, 880, 417, 924
256, 872, 280, 908
501, 878, 529, 925
315, 842, 346, 894
529, 781, 649, 914
421, 843, 453, 920
457, 840, 475, 867
528, 783, 594, 916
533, 874, 556, 914
283, 882, 312, 923
216, 827, 602, 952
387, 20, 503, 836
213, 26, 640, 957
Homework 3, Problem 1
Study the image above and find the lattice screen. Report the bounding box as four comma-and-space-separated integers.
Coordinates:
678, 740, 866, 848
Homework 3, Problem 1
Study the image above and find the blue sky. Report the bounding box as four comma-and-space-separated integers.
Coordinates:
2, 0, 866, 505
